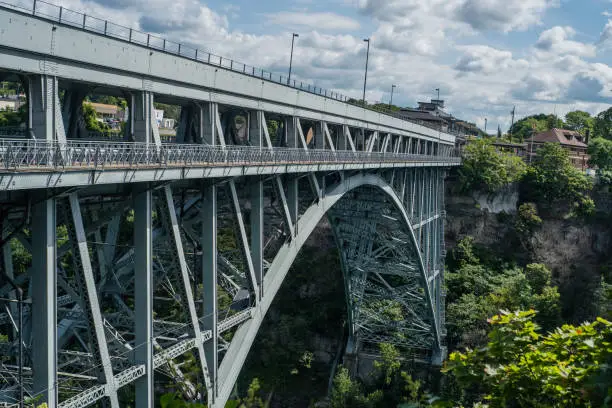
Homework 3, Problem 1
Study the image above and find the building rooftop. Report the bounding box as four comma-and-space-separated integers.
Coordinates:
88, 102, 120, 115
398, 110, 446, 122
526, 128, 587, 148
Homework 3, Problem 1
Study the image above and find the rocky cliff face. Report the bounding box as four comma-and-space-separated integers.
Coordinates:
445, 178, 612, 321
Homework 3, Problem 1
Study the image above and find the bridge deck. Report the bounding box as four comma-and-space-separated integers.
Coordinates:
0, 139, 460, 190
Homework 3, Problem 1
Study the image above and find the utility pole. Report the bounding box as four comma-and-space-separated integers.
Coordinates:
287, 33, 299, 85
484, 118, 488, 134
510, 106, 516, 137
390, 84, 396, 108
529, 123, 536, 163
362, 38, 370, 105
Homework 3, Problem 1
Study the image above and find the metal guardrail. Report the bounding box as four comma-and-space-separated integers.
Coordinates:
0, 139, 461, 170
0, 0, 469, 138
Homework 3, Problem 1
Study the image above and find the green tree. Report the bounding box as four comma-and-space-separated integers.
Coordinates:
330, 344, 431, 408
509, 114, 564, 142
588, 137, 612, 170
0, 103, 27, 127
445, 238, 561, 349
514, 203, 542, 239
565, 110, 593, 136
593, 107, 612, 140
521, 142, 592, 207
445, 310, 612, 408
588, 137, 612, 186
524, 263, 551, 293
82, 102, 109, 132
459, 139, 526, 192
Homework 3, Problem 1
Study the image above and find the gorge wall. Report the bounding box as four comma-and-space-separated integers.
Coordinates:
445, 176, 612, 322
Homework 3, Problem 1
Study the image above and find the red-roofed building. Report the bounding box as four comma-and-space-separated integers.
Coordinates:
525, 128, 589, 170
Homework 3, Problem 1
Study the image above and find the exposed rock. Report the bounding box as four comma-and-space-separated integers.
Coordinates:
445, 177, 612, 322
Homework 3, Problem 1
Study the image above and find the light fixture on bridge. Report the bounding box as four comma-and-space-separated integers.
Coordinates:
390, 84, 397, 107
362, 38, 370, 104
288, 33, 299, 85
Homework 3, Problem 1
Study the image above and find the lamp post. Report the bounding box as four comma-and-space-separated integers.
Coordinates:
288, 33, 299, 85
390, 85, 396, 108
362, 38, 370, 104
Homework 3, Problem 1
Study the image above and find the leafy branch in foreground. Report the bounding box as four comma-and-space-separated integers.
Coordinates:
445, 310, 612, 408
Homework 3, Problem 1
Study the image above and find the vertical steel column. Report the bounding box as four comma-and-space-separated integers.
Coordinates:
200, 103, 215, 145
338, 125, 347, 150
201, 183, 218, 406
176, 106, 191, 143
134, 92, 155, 144
31, 197, 57, 407
285, 117, 299, 229
134, 185, 153, 408
29, 75, 63, 142
251, 180, 264, 300
61, 88, 87, 139
249, 111, 262, 147
314, 121, 325, 150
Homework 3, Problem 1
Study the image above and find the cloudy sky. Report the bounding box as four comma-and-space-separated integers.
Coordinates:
30, 0, 612, 132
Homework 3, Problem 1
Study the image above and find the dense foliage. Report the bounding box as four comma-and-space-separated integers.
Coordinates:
82, 102, 111, 132
521, 143, 593, 213
565, 110, 594, 135
588, 137, 612, 185
445, 237, 561, 349
508, 114, 563, 142
330, 343, 431, 408
594, 107, 612, 140
446, 310, 612, 408
0, 104, 27, 127
458, 139, 526, 192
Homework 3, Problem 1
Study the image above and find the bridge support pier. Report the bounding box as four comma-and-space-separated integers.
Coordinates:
202, 183, 218, 405
134, 185, 154, 408
31, 197, 58, 407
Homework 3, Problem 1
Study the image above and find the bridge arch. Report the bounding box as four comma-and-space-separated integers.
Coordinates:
216, 172, 442, 406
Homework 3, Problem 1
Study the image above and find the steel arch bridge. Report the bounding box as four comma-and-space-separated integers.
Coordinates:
0, 2, 460, 407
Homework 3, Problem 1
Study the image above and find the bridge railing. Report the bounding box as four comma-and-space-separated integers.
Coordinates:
0, 139, 461, 170
0, 0, 470, 138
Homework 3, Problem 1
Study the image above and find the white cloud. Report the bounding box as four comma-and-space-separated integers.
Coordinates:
264, 11, 360, 31
535, 26, 596, 58
455, 45, 528, 75
599, 19, 612, 48
358, 0, 557, 32
455, 0, 557, 32
565, 63, 612, 102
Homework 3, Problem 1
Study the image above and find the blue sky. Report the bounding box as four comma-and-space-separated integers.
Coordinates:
54, 0, 612, 131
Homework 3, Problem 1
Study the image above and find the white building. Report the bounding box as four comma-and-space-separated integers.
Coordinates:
154, 109, 164, 127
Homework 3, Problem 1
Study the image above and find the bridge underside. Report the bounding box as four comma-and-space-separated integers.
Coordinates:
0, 167, 448, 408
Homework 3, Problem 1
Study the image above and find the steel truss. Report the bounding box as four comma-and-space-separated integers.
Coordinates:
0, 73, 455, 408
